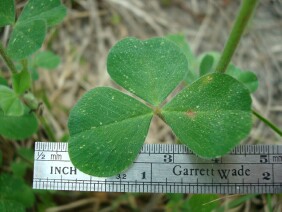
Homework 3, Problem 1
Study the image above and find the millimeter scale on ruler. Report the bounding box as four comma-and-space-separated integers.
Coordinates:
33, 142, 282, 194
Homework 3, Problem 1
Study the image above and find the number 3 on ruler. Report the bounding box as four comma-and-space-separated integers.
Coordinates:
164, 154, 173, 163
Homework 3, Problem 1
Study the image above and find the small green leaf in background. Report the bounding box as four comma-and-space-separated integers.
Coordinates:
0, 199, 25, 212
0, 150, 2, 166
107, 37, 188, 106
166, 194, 185, 212
68, 87, 153, 177
198, 51, 220, 75
162, 73, 252, 158
30, 67, 39, 81
12, 69, 31, 95
0, 0, 15, 27
199, 54, 214, 76
7, 20, 46, 60
198, 52, 258, 93
0, 173, 35, 208
226, 64, 258, 93
0, 77, 8, 87
184, 194, 219, 212
17, 147, 34, 163
11, 162, 28, 178
166, 194, 184, 202
166, 34, 198, 84
7, 0, 67, 60
0, 108, 38, 140
17, 0, 67, 27
0, 85, 24, 116
35, 51, 61, 69
22, 51, 61, 81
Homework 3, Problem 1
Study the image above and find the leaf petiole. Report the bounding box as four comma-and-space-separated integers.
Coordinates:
0, 42, 17, 74
21, 59, 28, 71
252, 110, 282, 137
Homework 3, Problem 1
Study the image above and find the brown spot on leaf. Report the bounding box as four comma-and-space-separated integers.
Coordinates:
186, 110, 196, 118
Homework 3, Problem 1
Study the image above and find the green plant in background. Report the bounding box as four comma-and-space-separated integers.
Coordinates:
14, 50, 61, 81
0, 0, 66, 140
166, 194, 219, 212
0, 0, 66, 210
161, 35, 258, 93
68, 0, 281, 178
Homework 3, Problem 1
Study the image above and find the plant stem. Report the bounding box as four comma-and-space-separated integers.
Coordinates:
253, 110, 282, 137
21, 59, 28, 71
216, 0, 258, 73
0, 42, 17, 74
37, 114, 57, 141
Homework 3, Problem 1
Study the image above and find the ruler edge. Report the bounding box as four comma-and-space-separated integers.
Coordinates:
33, 142, 282, 194
34, 142, 282, 155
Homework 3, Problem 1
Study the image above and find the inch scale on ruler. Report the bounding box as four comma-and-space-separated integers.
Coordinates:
33, 142, 282, 194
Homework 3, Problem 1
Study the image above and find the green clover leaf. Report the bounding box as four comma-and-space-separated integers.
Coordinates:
0, 200, 25, 212
7, 19, 46, 60
7, 0, 66, 60
107, 37, 188, 106
0, 174, 35, 208
68, 37, 252, 177
199, 54, 214, 76
0, 85, 24, 116
68, 87, 153, 176
34, 51, 61, 69
166, 34, 198, 84
0, 108, 38, 140
162, 73, 252, 158
0, 0, 15, 27
17, 0, 67, 27
226, 64, 258, 93
184, 194, 219, 212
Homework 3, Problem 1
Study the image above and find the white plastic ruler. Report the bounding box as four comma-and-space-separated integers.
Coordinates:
33, 142, 282, 194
